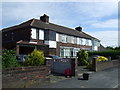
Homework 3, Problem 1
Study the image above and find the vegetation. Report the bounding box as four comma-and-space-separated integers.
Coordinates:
96, 56, 108, 62
87, 61, 93, 70
77, 50, 88, 66
88, 50, 120, 60
24, 49, 45, 66
2, 49, 20, 68
105, 46, 120, 50
87, 56, 108, 70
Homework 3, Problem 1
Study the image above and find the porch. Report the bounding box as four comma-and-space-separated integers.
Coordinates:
16, 40, 49, 56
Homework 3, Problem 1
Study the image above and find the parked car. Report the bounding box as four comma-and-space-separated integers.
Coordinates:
88, 55, 100, 62
45, 55, 63, 60
16, 55, 27, 64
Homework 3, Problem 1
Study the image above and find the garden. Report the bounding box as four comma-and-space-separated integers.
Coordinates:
77, 49, 120, 71
2, 49, 50, 88
2, 48, 120, 88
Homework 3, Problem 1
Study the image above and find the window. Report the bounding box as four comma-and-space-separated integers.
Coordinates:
94, 40, 100, 46
79, 38, 83, 45
60, 46, 80, 58
85, 39, 89, 45
31, 28, 36, 39
36, 29, 39, 40
60, 48, 64, 57
61, 34, 67, 43
71, 36, 74, 44
73, 48, 79, 57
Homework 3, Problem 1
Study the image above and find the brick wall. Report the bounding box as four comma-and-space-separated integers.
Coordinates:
92, 58, 119, 72
2, 27, 31, 49
2, 66, 50, 88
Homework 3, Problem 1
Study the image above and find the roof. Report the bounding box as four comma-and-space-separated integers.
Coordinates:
17, 40, 49, 46
2, 19, 34, 32
2, 18, 100, 41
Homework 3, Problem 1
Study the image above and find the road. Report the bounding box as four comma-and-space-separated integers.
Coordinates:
36, 67, 119, 88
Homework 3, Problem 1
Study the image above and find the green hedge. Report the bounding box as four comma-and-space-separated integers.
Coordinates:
2, 49, 20, 68
88, 50, 120, 60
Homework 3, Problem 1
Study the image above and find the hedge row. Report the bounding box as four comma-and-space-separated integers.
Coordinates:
88, 50, 120, 60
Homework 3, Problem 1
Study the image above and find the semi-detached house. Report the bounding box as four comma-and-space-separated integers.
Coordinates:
2, 14, 100, 58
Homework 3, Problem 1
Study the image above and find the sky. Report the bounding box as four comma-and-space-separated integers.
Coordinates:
0, 0, 119, 47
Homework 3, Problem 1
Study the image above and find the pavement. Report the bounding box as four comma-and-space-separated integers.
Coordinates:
49, 66, 93, 84
35, 67, 119, 88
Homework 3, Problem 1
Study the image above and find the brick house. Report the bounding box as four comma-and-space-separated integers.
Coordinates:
2, 14, 100, 58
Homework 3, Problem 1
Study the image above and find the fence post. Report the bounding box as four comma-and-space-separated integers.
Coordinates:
92, 57, 97, 72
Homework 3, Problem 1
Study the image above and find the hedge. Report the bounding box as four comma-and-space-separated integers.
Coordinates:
88, 50, 120, 60
2, 49, 20, 68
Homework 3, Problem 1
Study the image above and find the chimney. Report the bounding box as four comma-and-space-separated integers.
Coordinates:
40, 14, 49, 23
75, 26, 82, 32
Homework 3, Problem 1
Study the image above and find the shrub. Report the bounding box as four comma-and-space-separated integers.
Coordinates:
88, 50, 120, 60
96, 56, 108, 62
77, 50, 88, 66
87, 56, 108, 69
2, 49, 20, 68
24, 49, 45, 66
87, 61, 93, 69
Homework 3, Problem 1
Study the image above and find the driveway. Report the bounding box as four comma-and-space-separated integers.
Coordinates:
36, 67, 119, 88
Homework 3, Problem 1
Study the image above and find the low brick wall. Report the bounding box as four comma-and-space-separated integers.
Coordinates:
2, 66, 50, 88
92, 58, 119, 72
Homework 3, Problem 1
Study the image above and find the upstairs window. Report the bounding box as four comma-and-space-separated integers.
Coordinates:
71, 36, 75, 44
31, 28, 36, 39
79, 38, 83, 45
36, 29, 39, 40
85, 39, 89, 45
61, 34, 67, 43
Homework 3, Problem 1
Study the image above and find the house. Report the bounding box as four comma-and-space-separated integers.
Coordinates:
2, 14, 100, 58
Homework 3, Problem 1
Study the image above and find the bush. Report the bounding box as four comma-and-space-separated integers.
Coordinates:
88, 50, 120, 60
2, 49, 20, 68
24, 49, 45, 66
87, 56, 108, 69
77, 50, 88, 66
87, 61, 93, 69
97, 56, 108, 62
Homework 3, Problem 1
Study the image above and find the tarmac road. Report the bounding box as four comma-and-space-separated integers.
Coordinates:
37, 67, 119, 88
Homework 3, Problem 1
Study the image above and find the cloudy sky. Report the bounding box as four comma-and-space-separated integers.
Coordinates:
0, 0, 119, 47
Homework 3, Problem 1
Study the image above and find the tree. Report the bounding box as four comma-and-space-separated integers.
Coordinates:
24, 49, 45, 66
114, 46, 120, 50
2, 49, 20, 68
77, 50, 88, 66
106, 46, 114, 50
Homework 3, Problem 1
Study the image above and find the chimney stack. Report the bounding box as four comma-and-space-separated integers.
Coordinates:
40, 14, 49, 23
75, 26, 82, 32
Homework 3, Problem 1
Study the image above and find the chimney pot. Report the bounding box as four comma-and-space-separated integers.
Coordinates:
75, 26, 82, 32
40, 14, 49, 23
